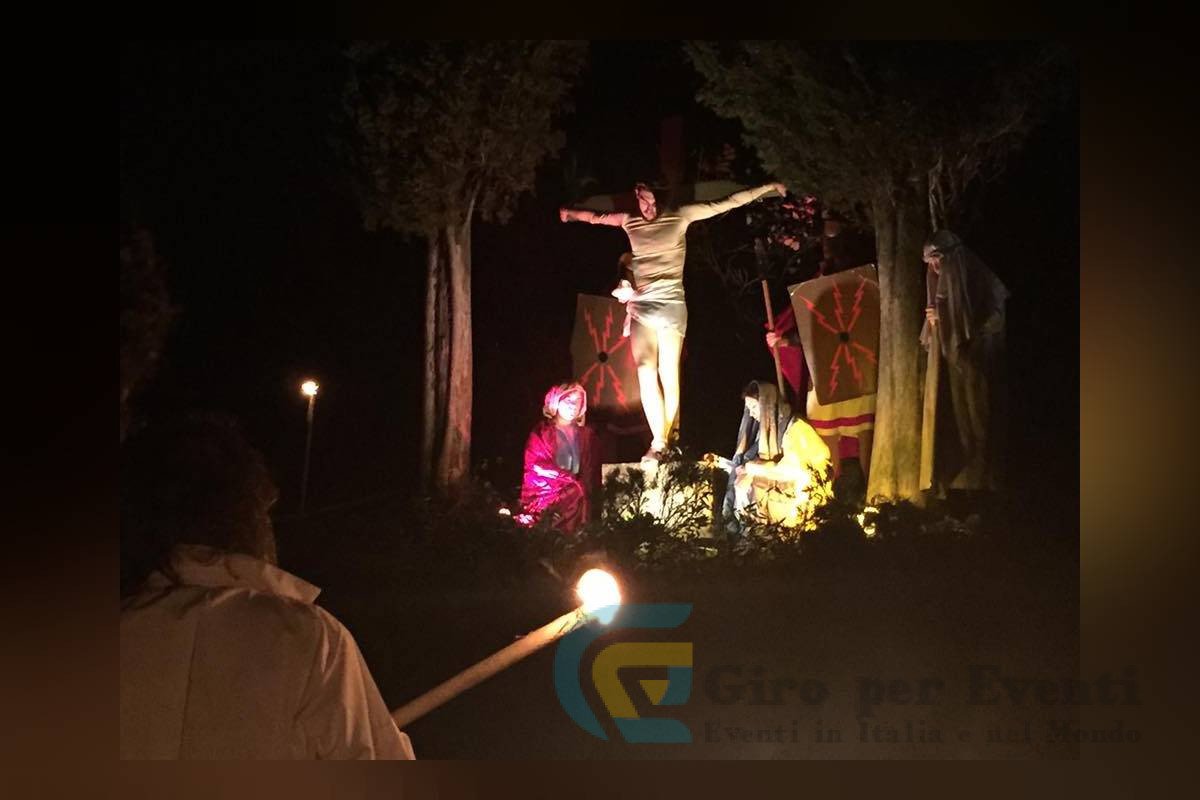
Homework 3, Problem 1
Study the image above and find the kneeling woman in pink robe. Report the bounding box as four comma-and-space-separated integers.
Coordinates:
519, 382, 600, 533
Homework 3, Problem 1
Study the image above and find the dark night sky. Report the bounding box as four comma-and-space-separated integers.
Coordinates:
120, 41, 1078, 525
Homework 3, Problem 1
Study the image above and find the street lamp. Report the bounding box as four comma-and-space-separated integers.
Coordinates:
300, 379, 319, 513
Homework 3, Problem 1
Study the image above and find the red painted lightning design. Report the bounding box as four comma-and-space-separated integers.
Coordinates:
846, 276, 866, 334
801, 275, 877, 396
578, 306, 632, 407
847, 276, 877, 369
600, 306, 613, 348
832, 280, 847, 331
798, 295, 841, 336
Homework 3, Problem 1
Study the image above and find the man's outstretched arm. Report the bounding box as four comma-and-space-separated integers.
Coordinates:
559, 207, 629, 227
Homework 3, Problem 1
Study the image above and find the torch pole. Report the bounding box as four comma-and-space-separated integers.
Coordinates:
391, 607, 588, 730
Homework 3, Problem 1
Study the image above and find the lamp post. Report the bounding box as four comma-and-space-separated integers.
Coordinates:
300, 379, 319, 513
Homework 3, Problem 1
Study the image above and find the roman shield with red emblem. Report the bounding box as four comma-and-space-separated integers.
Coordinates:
789, 264, 880, 405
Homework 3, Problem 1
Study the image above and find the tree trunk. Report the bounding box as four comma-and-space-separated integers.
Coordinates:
420, 211, 475, 495
866, 181, 929, 502
421, 235, 451, 493
436, 220, 473, 490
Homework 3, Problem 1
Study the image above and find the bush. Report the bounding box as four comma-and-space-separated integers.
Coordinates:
312, 462, 992, 596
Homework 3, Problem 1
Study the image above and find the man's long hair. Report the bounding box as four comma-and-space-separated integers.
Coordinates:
121, 413, 279, 600
633, 181, 674, 216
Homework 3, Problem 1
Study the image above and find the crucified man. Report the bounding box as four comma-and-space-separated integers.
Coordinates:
561, 180, 786, 463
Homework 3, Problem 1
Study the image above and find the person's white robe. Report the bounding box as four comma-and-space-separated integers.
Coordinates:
121, 545, 414, 759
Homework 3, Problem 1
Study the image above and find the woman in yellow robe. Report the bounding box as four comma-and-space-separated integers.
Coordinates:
736, 414, 833, 529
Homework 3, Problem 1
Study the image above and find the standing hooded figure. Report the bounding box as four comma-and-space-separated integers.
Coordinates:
721, 381, 792, 535
921, 229, 1010, 492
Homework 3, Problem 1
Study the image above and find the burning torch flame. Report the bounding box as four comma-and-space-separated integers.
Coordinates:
576, 568, 621, 624
301, 380, 319, 398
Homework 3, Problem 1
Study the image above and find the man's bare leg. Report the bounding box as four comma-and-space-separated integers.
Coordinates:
630, 320, 666, 453
657, 328, 684, 448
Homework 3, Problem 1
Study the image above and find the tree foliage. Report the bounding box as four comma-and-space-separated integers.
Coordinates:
343, 41, 588, 236
685, 41, 1070, 231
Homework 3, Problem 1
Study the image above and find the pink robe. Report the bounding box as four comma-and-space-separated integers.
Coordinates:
519, 421, 600, 533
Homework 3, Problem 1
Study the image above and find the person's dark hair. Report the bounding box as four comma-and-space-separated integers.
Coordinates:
121, 412, 279, 600
741, 381, 760, 400
633, 181, 673, 213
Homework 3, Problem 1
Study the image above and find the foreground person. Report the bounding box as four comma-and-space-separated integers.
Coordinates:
121, 414, 415, 759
